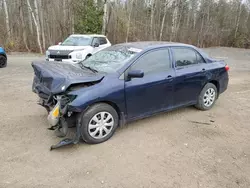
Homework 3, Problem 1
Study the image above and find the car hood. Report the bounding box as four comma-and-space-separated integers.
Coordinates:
48, 45, 91, 51
31, 61, 104, 95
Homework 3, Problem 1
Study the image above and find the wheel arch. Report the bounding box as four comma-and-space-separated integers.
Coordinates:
93, 100, 120, 116
208, 80, 220, 94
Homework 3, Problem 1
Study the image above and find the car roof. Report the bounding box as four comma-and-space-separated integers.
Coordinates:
113, 41, 195, 50
70, 34, 107, 38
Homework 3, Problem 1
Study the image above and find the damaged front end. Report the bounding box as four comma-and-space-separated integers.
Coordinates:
31, 61, 104, 150
46, 95, 81, 150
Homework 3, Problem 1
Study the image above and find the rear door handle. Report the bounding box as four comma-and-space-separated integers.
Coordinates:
201, 68, 206, 72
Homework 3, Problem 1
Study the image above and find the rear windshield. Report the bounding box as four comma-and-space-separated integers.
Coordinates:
80, 45, 142, 73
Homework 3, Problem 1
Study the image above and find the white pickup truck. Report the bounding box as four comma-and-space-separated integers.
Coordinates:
46, 34, 111, 63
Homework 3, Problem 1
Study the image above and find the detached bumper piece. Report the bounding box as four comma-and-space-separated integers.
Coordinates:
45, 95, 81, 150
50, 119, 81, 150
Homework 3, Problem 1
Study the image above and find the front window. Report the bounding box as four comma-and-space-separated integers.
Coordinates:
80, 45, 141, 73
131, 48, 171, 74
61, 36, 92, 46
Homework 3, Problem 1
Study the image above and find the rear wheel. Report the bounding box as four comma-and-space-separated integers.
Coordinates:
80, 103, 119, 144
195, 83, 218, 111
0, 55, 7, 68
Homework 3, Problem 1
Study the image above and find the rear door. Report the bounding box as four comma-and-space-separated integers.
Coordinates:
125, 48, 175, 119
171, 47, 208, 107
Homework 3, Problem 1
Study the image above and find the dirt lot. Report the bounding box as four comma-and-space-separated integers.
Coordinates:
0, 48, 250, 188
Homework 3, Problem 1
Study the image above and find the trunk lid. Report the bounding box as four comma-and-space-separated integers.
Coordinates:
31, 61, 104, 96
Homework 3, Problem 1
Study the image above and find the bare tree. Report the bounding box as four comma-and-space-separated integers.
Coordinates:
170, 0, 178, 41
20, 0, 30, 51
39, 0, 46, 51
150, 0, 155, 40
27, 8, 34, 35
126, 0, 134, 42
159, 0, 169, 41
26, 0, 43, 54
3, 0, 10, 40
102, 0, 108, 35
234, 0, 243, 39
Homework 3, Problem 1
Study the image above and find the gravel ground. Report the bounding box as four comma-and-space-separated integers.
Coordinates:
0, 48, 250, 188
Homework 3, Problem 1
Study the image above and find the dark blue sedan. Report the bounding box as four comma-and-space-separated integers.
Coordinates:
0, 47, 7, 68
32, 42, 229, 149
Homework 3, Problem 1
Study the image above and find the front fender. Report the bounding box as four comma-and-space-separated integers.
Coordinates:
67, 77, 126, 114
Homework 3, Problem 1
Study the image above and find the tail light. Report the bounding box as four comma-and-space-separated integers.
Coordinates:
225, 65, 229, 71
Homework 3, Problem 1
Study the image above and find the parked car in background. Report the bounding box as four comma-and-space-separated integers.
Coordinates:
46, 34, 111, 63
32, 42, 229, 149
0, 47, 7, 68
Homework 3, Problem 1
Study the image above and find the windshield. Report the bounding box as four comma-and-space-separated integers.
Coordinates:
61, 36, 92, 46
80, 45, 142, 73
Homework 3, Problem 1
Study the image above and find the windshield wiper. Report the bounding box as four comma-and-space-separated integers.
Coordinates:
81, 65, 98, 73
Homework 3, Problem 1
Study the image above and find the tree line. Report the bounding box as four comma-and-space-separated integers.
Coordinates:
1, 0, 250, 53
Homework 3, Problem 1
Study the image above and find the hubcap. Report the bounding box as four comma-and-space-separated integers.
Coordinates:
88, 112, 114, 139
203, 88, 216, 107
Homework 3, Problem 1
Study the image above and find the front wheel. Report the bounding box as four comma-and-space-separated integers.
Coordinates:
80, 103, 119, 144
195, 83, 218, 111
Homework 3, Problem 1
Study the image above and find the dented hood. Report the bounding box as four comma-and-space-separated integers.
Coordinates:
31, 61, 104, 94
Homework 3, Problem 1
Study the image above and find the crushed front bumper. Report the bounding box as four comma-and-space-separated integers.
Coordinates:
39, 95, 81, 150
50, 117, 82, 150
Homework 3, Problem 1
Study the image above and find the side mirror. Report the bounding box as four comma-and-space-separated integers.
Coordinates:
128, 70, 144, 79
94, 43, 100, 47
58, 42, 62, 45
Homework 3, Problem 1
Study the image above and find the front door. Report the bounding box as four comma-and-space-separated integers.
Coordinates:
171, 47, 208, 107
125, 48, 175, 120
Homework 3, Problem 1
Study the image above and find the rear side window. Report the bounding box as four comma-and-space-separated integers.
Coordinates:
131, 48, 171, 74
92, 37, 100, 45
172, 47, 205, 67
99, 37, 107, 45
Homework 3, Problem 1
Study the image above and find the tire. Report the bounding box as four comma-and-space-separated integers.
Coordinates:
0, 55, 7, 68
80, 103, 119, 144
195, 83, 218, 111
